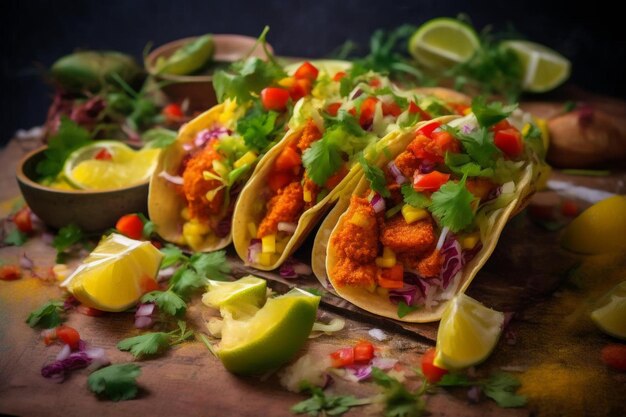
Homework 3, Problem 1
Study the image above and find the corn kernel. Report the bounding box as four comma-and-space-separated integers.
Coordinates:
262, 234, 276, 253
185, 234, 203, 250
303, 189, 313, 203
52, 264, 69, 282
258, 252, 274, 266
247, 222, 258, 239
401, 205, 428, 224
375, 247, 396, 268
180, 207, 191, 221
234, 151, 258, 169
460, 232, 480, 250
349, 212, 371, 228
183, 220, 210, 236
278, 77, 296, 88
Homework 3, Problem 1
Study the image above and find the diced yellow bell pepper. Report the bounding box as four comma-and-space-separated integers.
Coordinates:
375, 246, 396, 268
185, 234, 203, 251
180, 207, 191, 221
303, 189, 313, 203
463, 107, 472, 116
183, 220, 210, 236
349, 212, 372, 228
460, 232, 480, 250
234, 151, 258, 169
262, 234, 276, 253
401, 205, 428, 224
258, 252, 274, 266
247, 222, 258, 239
278, 77, 296, 88
52, 264, 69, 282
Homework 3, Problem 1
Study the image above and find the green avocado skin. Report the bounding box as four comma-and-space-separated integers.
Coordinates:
51, 51, 141, 93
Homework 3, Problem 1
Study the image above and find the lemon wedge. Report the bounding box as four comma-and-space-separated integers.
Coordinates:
502, 40, 570, 93
202, 275, 267, 317
591, 281, 626, 340
434, 293, 504, 370
216, 288, 320, 375
63, 141, 160, 190
61, 233, 163, 312
409, 18, 480, 69
561, 195, 626, 254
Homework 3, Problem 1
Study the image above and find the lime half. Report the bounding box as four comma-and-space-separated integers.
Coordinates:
202, 275, 267, 314
216, 288, 320, 375
591, 281, 626, 340
63, 141, 160, 190
409, 18, 480, 69
434, 293, 504, 370
502, 40, 570, 92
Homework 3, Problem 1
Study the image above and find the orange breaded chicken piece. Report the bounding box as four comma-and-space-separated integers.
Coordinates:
330, 257, 377, 289
393, 150, 421, 178
257, 181, 304, 237
302, 174, 320, 210
182, 145, 225, 221
296, 120, 323, 152
380, 216, 435, 255
331, 196, 379, 263
417, 248, 443, 278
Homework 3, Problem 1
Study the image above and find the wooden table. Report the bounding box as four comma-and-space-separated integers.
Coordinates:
1, 135, 625, 417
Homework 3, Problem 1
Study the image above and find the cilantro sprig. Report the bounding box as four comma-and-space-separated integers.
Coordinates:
438, 372, 527, 408
236, 103, 282, 152
358, 153, 390, 198
400, 183, 430, 208
372, 367, 429, 417
26, 300, 65, 328
429, 176, 477, 233
52, 223, 87, 263
117, 320, 194, 359
471, 96, 517, 128
87, 363, 141, 401
291, 385, 371, 416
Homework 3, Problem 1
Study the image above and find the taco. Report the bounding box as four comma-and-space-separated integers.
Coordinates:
232, 69, 471, 270
315, 104, 547, 322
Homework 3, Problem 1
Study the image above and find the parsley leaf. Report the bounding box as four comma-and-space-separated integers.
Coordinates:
291, 386, 371, 416
169, 268, 205, 298
483, 372, 527, 408
35, 117, 92, 180
444, 152, 494, 177
87, 363, 141, 401
52, 223, 85, 263
25, 300, 64, 328
400, 184, 430, 208
117, 332, 170, 358
213, 56, 285, 103
302, 136, 343, 187
236, 104, 281, 152
449, 126, 500, 169
359, 154, 390, 198
141, 127, 177, 148
372, 367, 427, 417
170, 320, 194, 344
159, 244, 186, 269
189, 250, 230, 281
4, 229, 27, 246
429, 177, 476, 233
142, 290, 187, 317
396, 301, 418, 319
471, 96, 517, 128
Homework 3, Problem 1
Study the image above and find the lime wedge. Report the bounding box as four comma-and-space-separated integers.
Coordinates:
61, 233, 163, 312
63, 141, 160, 190
202, 275, 267, 313
434, 293, 504, 370
502, 40, 570, 92
216, 288, 320, 375
155, 34, 214, 76
409, 18, 480, 69
591, 281, 626, 340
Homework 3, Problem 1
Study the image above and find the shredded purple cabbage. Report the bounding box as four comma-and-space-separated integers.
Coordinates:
214, 217, 232, 238
279, 262, 297, 279
41, 351, 91, 382
63, 295, 79, 311
388, 285, 420, 306
194, 127, 232, 148
440, 235, 464, 289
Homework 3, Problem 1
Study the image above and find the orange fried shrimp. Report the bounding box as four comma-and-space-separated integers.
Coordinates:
296, 120, 323, 152
330, 257, 377, 288
331, 196, 379, 263
380, 216, 435, 255
257, 182, 304, 237
182, 145, 225, 221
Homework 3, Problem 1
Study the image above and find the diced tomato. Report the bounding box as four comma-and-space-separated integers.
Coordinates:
289, 78, 312, 101
421, 348, 448, 383
0, 264, 21, 281
274, 146, 302, 172
378, 276, 404, 289
359, 97, 378, 128
294, 61, 319, 82
261, 87, 290, 111
382, 101, 402, 118
378, 265, 404, 289
408, 101, 431, 121
601, 344, 626, 372
94, 148, 113, 161
76, 305, 105, 316
116, 214, 144, 240
369, 77, 381, 88
491, 119, 513, 132
431, 131, 460, 155
140, 274, 159, 293
330, 347, 355, 368
333, 71, 346, 82
324, 164, 348, 190
354, 341, 375, 363
494, 129, 524, 157
56, 325, 81, 350
326, 102, 342, 117
413, 171, 450, 192
162, 103, 183, 120
561, 200, 579, 217
416, 121, 440, 138
13, 206, 33, 233
268, 172, 294, 193
348, 107, 357, 117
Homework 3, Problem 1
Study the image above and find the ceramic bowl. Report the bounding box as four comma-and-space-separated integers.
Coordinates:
16, 146, 149, 232
146, 34, 273, 111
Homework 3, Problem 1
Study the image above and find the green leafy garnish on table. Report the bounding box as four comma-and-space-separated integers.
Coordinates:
117, 321, 194, 359
291, 385, 371, 416
372, 367, 429, 417
36, 117, 92, 181
25, 300, 64, 328
142, 290, 187, 317
4, 229, 27, 246
429, 176, 476, 233
52, 223, 86, 263
87, 363, 141, 401
438, 371, 527, 408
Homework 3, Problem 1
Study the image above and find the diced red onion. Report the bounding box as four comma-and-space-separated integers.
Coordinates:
41, 351, 91, 382
467, 386, 482, 403
436, 227, 449, 251
371, 357, 398, 370
247, 239, 262, 263
368, 328, 388, 341
348, 364, 372, 381
41, 232, 55, 245
387, 161, 407, 185
418, 160, 436, 174
136, 303, 155, 317
279, 263, 297, 278
350, 88, 363, 100
369, 193, 386, 213
277, 222, 297, 234
19, 252, 34, 270
158, 171, 184, 185
63, 295, 79, 311
135, 316, 154, 329
83, 347, 110, 371
56, 344, 71, 361
194, 127, 232, 148
461, 124, 475, 135
279, 258, 313, 279
158, 266, 177, 282
440, 235, 464, 289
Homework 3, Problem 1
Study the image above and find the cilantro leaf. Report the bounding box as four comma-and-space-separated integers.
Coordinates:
36, 117, 92, 180
396, 301, 418, 319
87, 363, 141, 401
189, 250, 230, 280
437, 373, 473, 387
159, 244, 186, 269
429, 178, 476, 233
213, 57, 286, 103
137, 213, 155, 238
141, 127, 177, 148
471, 96, 517, 128
52, 224, 85, 263
302, 137, 343, 187
142, 290, 187, 317
169, 268, 205, 298
4, 229, 27, 246
483, 372, 527, 408
371, 367, 426, 417
449, 126, 500, 169
359, 154, 390, 198
117, 332, 170, 358
400, 184, 430, 208
291, 386, 371, 416
26, 300, 64, 328
170, 320, 194, 344
444, 152, 494, 177
236, 104, 281, 152
523, 123, 546, 159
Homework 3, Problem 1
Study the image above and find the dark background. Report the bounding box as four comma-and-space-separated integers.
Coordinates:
1, 0, 624, 145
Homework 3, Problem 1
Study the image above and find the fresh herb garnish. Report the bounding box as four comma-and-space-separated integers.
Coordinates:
87, 363, 141, 401
446, 126, 500, 169
397, 301, 419, 319
291, 385, 371, 416
236, 104, 282, 152
359, 153, 390, 198
444, 152, 494, 177
188, 251, 230, 281
117, 321, 194, 358
438, 371, 527, 408
471, 96, 517, 128
159, 244, 185, 268
563, 101, 576, 113
4, 229, 27, 246
26, 300, 64, 328
429, 176, 477, 233
36, 117, 92, 181
372, 367, 429, 417
142, 290, 187, 317
522, 122, 546, 159
302, 134, 343, 187
561, 169, 611, 177
400, 183, 430, 208
52, 223, 86, 263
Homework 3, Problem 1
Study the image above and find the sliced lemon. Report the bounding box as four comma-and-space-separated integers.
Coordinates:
591, 281, 626, 340
502, 40, 570, 93
61, 233, 163, 312
216, 288, 320, 375
63, 141, 160, 190
202, 275, 267, 316
561, 195, 626, 254
434, 293, 504, 370
409, 18, 480, 69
